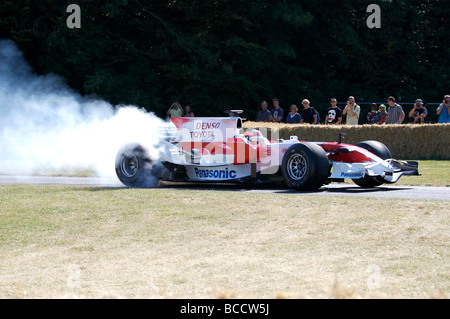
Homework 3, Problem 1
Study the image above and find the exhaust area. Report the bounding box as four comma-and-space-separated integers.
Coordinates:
0, 39, 168, 185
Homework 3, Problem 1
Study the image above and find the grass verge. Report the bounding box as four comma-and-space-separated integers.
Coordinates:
339, 160, 449, 187
0, 185, 448, 298
393, 160, 450, 187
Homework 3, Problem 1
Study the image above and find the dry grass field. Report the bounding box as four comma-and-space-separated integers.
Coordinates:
0, 185, 448, 299
361, 160, 449, 187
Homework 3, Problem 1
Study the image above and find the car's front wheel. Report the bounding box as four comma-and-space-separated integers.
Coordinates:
281, 143, 330, 191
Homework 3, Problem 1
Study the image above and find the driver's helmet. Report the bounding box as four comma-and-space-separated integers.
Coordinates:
244, 129, 264, 145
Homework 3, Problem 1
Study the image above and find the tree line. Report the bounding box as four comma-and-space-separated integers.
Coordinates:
1, 0, 448, 121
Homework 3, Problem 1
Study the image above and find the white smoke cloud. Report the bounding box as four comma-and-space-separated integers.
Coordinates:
0, 39, 169, 181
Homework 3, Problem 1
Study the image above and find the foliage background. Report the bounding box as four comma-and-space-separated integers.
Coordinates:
1, 0, 449, 120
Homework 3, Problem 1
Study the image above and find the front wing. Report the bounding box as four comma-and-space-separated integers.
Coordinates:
330, 160, 419, 183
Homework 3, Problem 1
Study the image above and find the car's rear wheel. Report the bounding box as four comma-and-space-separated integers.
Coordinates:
115, 143, 163, 187
281, 143, 329, 191
352, 140, 392, 188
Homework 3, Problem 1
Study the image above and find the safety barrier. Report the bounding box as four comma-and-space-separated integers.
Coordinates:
243, 122, 450, 160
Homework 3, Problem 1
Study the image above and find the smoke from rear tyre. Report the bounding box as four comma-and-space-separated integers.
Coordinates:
115, 143, 163, 188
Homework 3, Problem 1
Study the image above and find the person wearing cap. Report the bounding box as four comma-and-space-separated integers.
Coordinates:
378, 104, 388, 124
437, 95, 450, 123
408, 99, 427, 124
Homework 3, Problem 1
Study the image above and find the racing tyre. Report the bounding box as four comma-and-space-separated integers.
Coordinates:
115, 143, 163, 188
353, 140, 392, 188
281, 143, 330, 191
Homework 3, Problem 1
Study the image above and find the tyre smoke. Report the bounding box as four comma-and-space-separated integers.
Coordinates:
0, 39, 168, 184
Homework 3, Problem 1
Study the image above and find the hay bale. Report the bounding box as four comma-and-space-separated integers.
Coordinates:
243, 122, 450, 159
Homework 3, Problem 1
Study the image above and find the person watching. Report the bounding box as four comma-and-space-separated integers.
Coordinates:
167, 101, 184, 118
299, 99, 318, 124
269, 98, 284, 122
183, 105, 195, 117
408, 99, 427, 124
367, 103, 381, 124
325, 98, 342, 125
342, 96, 360, 125
437, 95, 450, 123
385, 96, 405, 124
286, 104, 302, 123
378, 104, 388, 124
256, 100, 271, 122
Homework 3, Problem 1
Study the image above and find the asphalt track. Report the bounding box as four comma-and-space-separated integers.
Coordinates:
0, 175, 449, 201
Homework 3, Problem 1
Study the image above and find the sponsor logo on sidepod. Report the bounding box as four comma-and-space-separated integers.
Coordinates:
194, 168, 237, 179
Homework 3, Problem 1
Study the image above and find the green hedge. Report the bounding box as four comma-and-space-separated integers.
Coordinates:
243, 123, 450, 160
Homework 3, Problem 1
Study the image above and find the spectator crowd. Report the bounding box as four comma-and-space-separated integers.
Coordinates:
166, 95, 450, 124
254, 95, 450, 124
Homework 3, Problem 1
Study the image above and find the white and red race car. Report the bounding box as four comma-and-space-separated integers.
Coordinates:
115, 111, 419, 190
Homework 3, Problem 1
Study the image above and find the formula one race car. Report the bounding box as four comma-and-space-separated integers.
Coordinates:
115, 111, 419, 190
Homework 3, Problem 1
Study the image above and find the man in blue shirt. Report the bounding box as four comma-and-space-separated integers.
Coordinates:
437, 95, 450, 123
269, 98, 284, 122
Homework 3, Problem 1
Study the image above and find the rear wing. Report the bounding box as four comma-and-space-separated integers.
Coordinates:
170, 116, 243, 143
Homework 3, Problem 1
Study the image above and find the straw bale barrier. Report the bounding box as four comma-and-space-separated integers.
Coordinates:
243, 122, 450, 160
